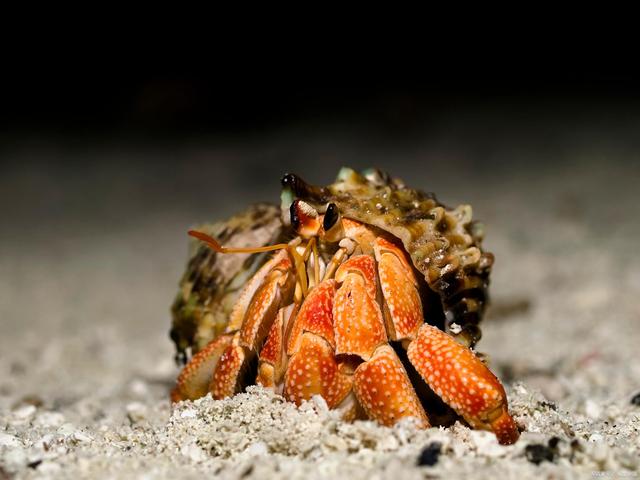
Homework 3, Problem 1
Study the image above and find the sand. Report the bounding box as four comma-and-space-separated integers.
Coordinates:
1, 126, 640, 478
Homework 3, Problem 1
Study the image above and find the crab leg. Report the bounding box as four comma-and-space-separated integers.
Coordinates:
375, 236, 519, 444
171, 334, 233, 402
237, 255, 295, 352
407, 324, 519, 444
256, 304, 296, 390
353, 344, 429, 426
172, 250, 295, 402
212, 254, 295, 399
226, 250, 291, 332
373, 237, 423, 341
209, 339, 247, 399
334, 255, 429, 425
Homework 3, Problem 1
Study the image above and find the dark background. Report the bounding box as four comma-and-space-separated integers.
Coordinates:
2, 65, 639, 137
1, 54, 639, 246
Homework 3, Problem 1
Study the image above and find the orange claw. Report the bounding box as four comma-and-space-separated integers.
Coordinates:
333, 255, 387, 360
284, 332, 352, 408
407, 324, 519, 444
283, 278, 351, 407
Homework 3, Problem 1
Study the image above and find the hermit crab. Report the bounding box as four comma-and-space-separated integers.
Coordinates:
170, 168, 519, 445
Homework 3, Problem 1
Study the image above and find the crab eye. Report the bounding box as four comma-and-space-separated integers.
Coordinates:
281, 173, 298, 190
289, 201, 300, 231
323, 203, 340, 231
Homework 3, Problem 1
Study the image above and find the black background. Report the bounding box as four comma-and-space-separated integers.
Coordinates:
2, 42, 638, 139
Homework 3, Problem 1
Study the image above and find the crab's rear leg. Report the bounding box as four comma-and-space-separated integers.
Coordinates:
374, 237, 520, 444
211, 253, 296, 399
171, 333, 234, 402
172, 250, 296, 402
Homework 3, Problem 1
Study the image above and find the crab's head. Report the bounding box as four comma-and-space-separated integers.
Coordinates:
280, 172, 346, 243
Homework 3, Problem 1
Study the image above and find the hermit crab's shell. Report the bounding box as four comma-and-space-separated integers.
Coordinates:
280, 167, 494, 347
170, 203, 286, 363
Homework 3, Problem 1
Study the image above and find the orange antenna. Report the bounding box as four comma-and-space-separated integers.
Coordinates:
188, 230, 290, 254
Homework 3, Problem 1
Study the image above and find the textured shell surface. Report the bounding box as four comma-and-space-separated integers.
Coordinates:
170, 203, 285, 362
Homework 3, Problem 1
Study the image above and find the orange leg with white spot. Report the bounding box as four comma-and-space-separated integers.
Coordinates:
353, 344, 429, 426
172, 249, 296, 402
406, 324, 519, 444
171, 333, 233, 402
256, 304, 293, 391
333, 255, 429, 426
374, 236, 519, 444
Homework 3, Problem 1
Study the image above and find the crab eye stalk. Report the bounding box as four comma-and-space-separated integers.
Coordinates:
280, 172, 328, 203
281, 173, 309, 198
323, 203, 340, 231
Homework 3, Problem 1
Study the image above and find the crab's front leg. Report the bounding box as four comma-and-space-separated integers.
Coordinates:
172, 250, 296, 402
374, 237, 520, 445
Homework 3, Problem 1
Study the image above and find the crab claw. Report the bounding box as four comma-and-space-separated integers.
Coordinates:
284, 332, 352, 408
407, 324, 520, 445
282, 279, 352, 408
333, 255, 387, 360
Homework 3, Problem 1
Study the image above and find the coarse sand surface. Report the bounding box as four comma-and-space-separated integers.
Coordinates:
2, 128, 639, 478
